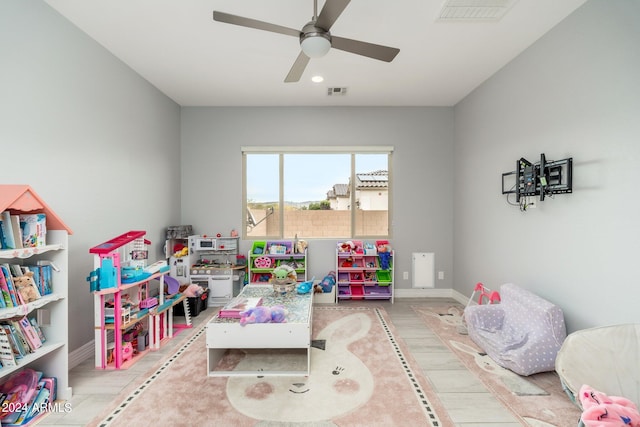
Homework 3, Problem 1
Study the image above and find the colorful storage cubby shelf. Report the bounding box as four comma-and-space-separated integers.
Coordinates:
364, 271, 377, 285
248, 240, 307, 285
350, 284, 364, 299
277, 258, 305, 271
266, 240, 293, 255
376, 270, 392, 285
363, 256, 379, 269
251, 241, 267, 255
336, 241, 394, 303
364, 286, 391, 299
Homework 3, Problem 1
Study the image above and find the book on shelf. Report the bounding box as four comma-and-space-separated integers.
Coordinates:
9, 321, 31, 356
0, 265, 21, 306
0, 267, 11, 308
29, 318, 46, 344
0, 327, 17, 367
0, 211, 15, 250
0, 317, 45, 356
17, 316, 42, 351
23, 263, 53, 296
19, 213, 46, 248
218, 296, 263, 318
9, 216, 23, 249
0, 324, 23, 360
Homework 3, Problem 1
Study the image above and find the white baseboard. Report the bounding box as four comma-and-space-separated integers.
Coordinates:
395, 287, 470, 305
450, 289, 469, 305
69, 340, 94, 369
395, 288, 454, 298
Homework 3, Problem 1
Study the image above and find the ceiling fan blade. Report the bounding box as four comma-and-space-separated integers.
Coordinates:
284, 51, 311, 83
315, 0, 351, 31
213, 11, 301, 38
331, 36, 400, 62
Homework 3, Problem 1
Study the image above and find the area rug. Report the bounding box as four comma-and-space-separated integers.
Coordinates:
90, 306, 453, 427
413, 304, 582, 427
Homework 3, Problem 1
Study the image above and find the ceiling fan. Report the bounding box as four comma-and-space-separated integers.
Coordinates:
213, 0, 400, 83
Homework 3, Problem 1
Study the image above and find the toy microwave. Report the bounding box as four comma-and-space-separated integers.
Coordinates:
189, 236, 217, 252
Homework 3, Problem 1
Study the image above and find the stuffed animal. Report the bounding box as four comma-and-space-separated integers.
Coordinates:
173, 246, 188, 258
182, 284, 204, 298
271, 265, 297, 283
13, 272, 40, 304
295, 239, 308, 254
239, 305, 288, 326
296, 279, 314, 294
339, 241, 355, 253
579, 384, 640, 427
269, 305, 287, 323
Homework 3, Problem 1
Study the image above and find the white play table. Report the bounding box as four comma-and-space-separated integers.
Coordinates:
206, 284, 313, 376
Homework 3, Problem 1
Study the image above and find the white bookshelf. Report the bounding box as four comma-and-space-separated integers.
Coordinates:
0, 185, 72, 402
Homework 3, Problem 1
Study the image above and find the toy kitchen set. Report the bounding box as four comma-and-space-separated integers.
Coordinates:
168, 233, 244, 306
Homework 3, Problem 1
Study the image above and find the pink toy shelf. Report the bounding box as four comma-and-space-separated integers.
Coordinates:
89, 231, 187, 370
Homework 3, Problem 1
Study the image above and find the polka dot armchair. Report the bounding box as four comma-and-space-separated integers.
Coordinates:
464, 283, 567, 376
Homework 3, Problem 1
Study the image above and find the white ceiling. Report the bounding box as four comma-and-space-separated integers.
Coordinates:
44, 0, 587, 107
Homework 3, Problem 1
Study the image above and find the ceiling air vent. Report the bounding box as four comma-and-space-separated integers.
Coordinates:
437, 0, 518, 21
327, 87, 348, 96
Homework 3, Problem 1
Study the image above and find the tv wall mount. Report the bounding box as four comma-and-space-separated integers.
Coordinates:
502, 153, 572, 207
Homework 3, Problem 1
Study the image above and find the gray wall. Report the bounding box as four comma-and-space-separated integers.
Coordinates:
180, 107, 455, 291
453, 0, 640, 332
1, 1, 181, 354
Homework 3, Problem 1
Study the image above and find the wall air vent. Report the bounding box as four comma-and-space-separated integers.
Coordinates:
327, 87, 348, 96
437, 0, 518, 21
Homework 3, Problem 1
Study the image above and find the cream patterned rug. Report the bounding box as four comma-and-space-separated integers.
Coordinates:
413, 304, 582, 427
90, 306, 453, 427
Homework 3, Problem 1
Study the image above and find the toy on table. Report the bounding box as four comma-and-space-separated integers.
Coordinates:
296, 277, 315, 294
239, 305, 288, 326
271, 264, 297, 294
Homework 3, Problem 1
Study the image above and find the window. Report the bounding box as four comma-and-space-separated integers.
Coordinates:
243, 146, 393, 239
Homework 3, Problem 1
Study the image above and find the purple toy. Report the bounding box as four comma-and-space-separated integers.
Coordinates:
239, 305, 288, 326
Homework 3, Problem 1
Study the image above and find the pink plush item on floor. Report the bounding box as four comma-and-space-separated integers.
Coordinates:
580, 384, 640, 427
182, 284, 203, 298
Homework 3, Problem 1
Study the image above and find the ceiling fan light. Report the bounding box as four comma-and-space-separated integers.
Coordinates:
301, 34, 331, 58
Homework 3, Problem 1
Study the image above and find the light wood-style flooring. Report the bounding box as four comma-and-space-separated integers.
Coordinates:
40, 298, 526, 426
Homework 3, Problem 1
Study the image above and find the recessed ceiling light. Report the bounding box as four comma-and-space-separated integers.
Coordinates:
311, 75, 324, 83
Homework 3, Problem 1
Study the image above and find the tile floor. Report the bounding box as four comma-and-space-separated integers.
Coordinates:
40, 298, 527, 426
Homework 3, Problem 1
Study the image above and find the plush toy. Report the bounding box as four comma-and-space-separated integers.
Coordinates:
239, 305, 288, 326
269, 305, 287, 323
14, 272, 40, 303
173, 246, 188, 258
296, 279, 314, 294
319, 271, 336, 293
182, 284, 204, 298
271, 265, 297, 282
339, 241, 355, 253
378, 244, 392, 270
295, 239, 308, 254
579, 384, 640, 427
